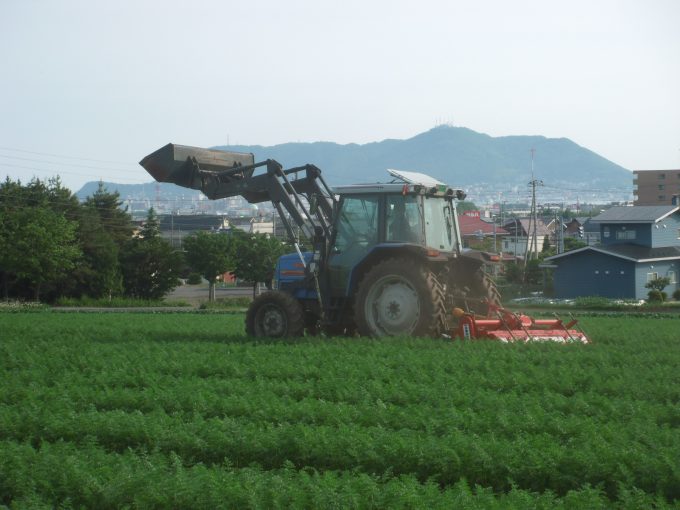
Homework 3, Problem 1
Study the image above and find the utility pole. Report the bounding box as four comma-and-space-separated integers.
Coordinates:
559, 202, 565, 254
525, 148, 543, 268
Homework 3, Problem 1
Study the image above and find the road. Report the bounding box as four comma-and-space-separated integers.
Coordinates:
166, 283, 258, 306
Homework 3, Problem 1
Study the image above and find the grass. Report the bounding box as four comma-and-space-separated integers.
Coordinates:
198, 297, 252, 310
1, 311, 678, 508
53, 296, 191, 308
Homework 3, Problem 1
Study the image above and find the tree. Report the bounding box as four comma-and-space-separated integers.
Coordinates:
83, 182, 133, 249
232, 233, 287, 298
70, 206, 122, 299
524, 258, 544, 286
2, 207, 80, 300
541, 235, 552, 254
645, 276, 671, 302
183, 231, 235, 302
457, 201, 478, 213
564, 237, 587, 252
503, 262, 524, 284
645, 276, 671, 292
0, 177, 82, 301
120, 209, 182, 299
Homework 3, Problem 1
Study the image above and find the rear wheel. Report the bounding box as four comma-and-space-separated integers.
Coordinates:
355, 258, 446, 337
246, 291, 305, 338
455, 268, 501, 314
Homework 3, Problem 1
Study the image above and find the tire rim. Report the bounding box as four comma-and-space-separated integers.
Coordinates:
364, 274, 420, 336
255, 303, 287, 337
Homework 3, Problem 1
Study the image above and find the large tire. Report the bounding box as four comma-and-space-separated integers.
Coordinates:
245, 291, 305, 338
479, 271, 502, 307
458, 269, 501, 314
354, 258, 446, 337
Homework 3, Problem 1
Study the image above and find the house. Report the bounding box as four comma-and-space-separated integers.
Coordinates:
564, 217, 600, 245
457, 213, 508, 250
544, 205, 680, 299
158, 214, 230, 248
501, 218, 551, 257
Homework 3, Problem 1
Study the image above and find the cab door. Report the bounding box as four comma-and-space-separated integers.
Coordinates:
326, 194, 380, 296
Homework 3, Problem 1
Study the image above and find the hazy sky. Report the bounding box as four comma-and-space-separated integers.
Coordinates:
1, 0, 679, 191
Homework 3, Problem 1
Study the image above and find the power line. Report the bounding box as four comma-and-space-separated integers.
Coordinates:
0, 162, 149, 183
0, 154, 141, 175
0, 145, 135, 166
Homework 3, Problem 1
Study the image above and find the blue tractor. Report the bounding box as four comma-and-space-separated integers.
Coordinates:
141, 144, 500, 337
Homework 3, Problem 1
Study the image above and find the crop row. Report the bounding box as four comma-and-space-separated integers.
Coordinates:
1, 401, 677, 500
0, 439, 673, 510
2, 312, 679, 506
5, 380, 677, 438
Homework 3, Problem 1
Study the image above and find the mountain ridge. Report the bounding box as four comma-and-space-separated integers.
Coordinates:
77, 126, 632, 200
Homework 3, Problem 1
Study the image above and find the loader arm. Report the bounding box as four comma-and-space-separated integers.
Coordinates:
140, 143, 337, 244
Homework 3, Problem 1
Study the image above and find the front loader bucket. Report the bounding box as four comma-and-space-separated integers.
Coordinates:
139, 143, 255, 190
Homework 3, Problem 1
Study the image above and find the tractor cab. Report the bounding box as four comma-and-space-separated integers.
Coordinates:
325, 171, 467, 298
331, 172, 465, 251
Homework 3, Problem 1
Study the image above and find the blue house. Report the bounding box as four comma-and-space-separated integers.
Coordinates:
544, 205, 680, 299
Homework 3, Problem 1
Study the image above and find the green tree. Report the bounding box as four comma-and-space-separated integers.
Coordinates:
503, 262, 524, 284
645, 276, 671, 292
541, 235, 552, 254
0, 177, 82, 300
457, 201, 478, 213
83, 182, 133, 248
71, 206, 122, 299
120, 209, 182, 299
183, 231, 235, 302
645, 276, 671, 302
232, 233, 287, 298
2, 207, 80, 300
524, 258, 544, 286
564, 237, 587, 251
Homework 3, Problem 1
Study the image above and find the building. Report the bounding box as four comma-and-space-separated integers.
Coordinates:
158, 214, 230, 248
544, 205, 680, 299
633, 169, 680, 205
564, 217, 600, 245
501, 218, 551, 258
457, 212, 508, 250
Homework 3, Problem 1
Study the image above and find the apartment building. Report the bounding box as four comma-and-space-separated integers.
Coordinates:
633, 169, 680, 205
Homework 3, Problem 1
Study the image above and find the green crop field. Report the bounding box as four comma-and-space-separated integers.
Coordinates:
1, 311, 679, 509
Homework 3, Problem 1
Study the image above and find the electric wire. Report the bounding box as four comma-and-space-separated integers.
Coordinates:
0, 145, 136, 166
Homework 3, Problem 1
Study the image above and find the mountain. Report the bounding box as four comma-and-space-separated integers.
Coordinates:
219, 126, 631, 189
75, 181, 197, 201
76, 126, 632, 200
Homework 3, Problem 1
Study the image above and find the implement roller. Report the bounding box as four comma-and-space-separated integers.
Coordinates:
452, 303, 590, 343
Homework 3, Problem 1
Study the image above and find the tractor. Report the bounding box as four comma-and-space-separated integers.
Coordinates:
139, 144, 516, 338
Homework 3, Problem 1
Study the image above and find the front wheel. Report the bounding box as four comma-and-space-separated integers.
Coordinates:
354, 258, 446, 337
246, 291, 305, 338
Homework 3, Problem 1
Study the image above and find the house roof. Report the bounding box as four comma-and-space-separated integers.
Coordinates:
502, 218, 551, 237
545, 244, 680, 263
458, 215, 508, 237
158, 214, 228, 231
591, 205, 679, 224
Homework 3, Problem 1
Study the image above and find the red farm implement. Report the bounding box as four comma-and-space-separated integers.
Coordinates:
452, 303, 590, 344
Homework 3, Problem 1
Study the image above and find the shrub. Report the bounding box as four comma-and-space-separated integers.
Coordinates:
573, 296, 611, 308
199, 297, 251, 310
186, 273, 202, 285
647, 289, 664, 302
673, 289, 680, 301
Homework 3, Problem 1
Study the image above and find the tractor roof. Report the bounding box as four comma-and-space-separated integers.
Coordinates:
332, 169, 466, 199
